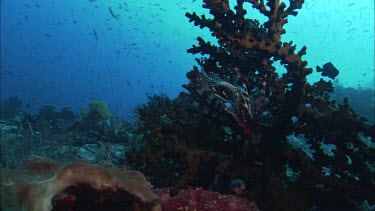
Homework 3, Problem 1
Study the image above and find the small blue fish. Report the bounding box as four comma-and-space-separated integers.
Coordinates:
92, 27, 98, 42
109, 7, 120, 21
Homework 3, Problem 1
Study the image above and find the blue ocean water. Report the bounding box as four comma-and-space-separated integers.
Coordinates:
1, 0, 374, 120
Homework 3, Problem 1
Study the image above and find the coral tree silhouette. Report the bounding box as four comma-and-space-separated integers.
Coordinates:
183, 0, 374, 209
128, 0, 374, 210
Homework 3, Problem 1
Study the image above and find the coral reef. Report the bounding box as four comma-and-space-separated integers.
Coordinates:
0, 156, 161, 211
1, 1, 374, 210
37, 105, 77, 122
0, 156, 261, 211
74, 100, 131, 145
0, 102, 133, 169
128, 0, 374, 210
155, 187, 259, 211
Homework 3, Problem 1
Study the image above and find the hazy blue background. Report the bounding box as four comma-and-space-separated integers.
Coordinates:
1, 0, 374, 120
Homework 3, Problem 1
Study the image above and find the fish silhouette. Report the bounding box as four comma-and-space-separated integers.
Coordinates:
316, 62, 339, 79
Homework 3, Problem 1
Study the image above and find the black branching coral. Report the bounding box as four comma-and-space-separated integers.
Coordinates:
183, 0, 374, 210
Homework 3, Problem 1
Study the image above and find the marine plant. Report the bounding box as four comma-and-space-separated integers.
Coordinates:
75, 100, 114, 136
88, 100, 113, 121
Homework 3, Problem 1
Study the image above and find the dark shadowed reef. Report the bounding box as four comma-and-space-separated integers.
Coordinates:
128, 0, 375, 210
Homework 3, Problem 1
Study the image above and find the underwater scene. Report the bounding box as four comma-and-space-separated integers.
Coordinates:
0, 0, 374, 210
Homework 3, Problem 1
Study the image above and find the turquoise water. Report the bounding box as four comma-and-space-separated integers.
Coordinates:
1, 0, 373, 119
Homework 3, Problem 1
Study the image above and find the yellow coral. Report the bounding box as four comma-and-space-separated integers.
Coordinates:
89, 100, 113, 120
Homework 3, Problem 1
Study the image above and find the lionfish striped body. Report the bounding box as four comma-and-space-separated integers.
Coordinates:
189, 67, 261, 144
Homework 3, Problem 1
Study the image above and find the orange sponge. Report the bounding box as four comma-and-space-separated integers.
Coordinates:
0, 156, 161, 211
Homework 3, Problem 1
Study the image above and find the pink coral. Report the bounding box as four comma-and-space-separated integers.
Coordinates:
155, 187, 259, 211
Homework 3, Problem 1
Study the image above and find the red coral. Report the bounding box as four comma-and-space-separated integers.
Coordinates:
155, 187, 259, 211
